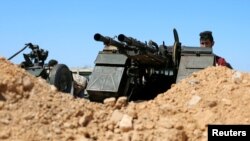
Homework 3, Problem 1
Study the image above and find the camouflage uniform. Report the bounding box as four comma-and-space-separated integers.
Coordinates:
72, 73, 88, 97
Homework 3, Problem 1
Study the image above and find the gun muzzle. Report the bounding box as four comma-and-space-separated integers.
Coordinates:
94, 33, 127, 50
118, 34, 132, 45
94, 33, 110, 44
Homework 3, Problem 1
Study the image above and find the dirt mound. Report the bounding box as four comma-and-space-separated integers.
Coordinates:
0, 57, 250, 141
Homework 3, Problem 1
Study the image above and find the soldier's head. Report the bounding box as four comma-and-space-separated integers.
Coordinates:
199, 31, 214, 48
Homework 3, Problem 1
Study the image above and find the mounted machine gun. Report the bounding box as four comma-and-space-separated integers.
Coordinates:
8, 43, 73, 93
86, 29, 215, 102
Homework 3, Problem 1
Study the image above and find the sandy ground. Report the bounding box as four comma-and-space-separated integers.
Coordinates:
0, 57, 250, 141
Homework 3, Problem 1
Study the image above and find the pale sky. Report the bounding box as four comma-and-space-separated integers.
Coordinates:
1, 0, 249, 72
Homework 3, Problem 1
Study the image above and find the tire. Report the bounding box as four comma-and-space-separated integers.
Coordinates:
48, 64, 73, 93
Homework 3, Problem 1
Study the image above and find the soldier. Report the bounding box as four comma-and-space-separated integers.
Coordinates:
199, 31, 233, 69
72, 73, 88, 97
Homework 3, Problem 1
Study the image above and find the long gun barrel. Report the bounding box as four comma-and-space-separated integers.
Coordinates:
94, 33, 126, 49
118, 34, 166, 67
118, 34, 157, 53
94, 33, 166, 67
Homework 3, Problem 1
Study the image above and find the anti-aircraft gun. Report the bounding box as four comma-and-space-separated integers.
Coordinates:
8, 43, 73, 93
86, 29, 215, 102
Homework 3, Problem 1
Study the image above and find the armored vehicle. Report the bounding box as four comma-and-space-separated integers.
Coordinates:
86, 29, 215, 102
